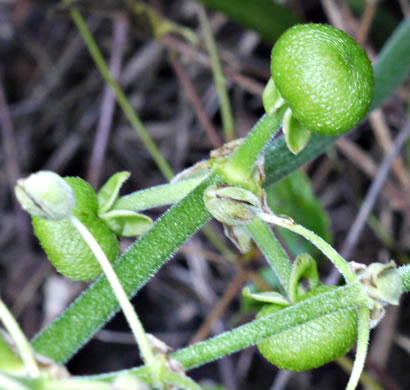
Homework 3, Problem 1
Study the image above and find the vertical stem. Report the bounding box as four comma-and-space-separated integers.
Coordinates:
198, 6, 235, 141
0, 299, 40, 377
221, 109, 287, 184
69, 7, 174, 181
346, 306, 371, 390
246, 218, 292, 296
69, 216, 155, 366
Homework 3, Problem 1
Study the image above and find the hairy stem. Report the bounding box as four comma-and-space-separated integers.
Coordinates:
112, 175, 208, 212
32, 175, 220, 363
258, 213, 357, 283
346, 306, 371, 390
219, 107, 287, 186
246, 217, 292, 296
69, 216, 155, 365
93, 282, 369, 381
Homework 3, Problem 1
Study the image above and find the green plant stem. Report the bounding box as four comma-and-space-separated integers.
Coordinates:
0, 299, 39, 377
69, 216, 155, 366
172, 283, 368, 370
220, 108, 287, 185
42, 381, 110, 390
346, 306, 371, 390
198, 5, 235, 141
32, 175, 220, 363
93, 282, 368, 381
69, 7, 174, 181
337, 356, 383, 390
0, 373, 30, 390
399, 264, 410, 292
162, 370, 201, 390
112, 175, 208, 212
258, 213, 357, 283
31, 18, 410, 367
246, 217, 292, 296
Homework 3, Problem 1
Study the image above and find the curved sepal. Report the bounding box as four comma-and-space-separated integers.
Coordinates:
97, 171, 130, 214
282, 108, 312, 155
203, 184, 261, 226
263, 78, 285, 115
289, 253, 320, 303
223, 225, 253, 253
100, 209, 153, 237
242, 286, 289, 306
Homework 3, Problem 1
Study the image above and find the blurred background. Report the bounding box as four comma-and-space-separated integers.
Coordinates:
0, 0, 409, 389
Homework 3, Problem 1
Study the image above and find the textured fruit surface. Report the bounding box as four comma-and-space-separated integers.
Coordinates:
257, 286, 358, 371
33, 177, 120, 281
271, 23, 374, 135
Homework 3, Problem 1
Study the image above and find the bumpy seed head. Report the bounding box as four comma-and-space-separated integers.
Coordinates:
33, 177, 120, 281
271, 23, 374, 135
257, 286, 358, 371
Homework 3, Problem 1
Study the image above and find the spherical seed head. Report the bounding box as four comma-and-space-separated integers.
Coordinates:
271, 23, 374, 135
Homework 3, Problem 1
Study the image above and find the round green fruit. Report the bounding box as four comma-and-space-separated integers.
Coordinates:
33, 177, 120, 282
257, 286, 358, 371
271, 23, 374, 135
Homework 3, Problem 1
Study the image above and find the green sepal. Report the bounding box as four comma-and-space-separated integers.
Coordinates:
97, 171, 130, 214
99, 209, 153, 237
242, 286, 289, 305
289, 253, 320, 303
203, 184, 261, 226
282, 108, 312, 154
223, 224, 253, 253
263, 78, 285, 115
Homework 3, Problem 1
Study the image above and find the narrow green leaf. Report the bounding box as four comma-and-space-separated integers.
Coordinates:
171, 283, 368, 370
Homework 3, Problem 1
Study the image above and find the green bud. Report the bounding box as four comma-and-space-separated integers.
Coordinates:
203, 185, 261, 226
351, 260, 403, 306
15, 171, 74, 220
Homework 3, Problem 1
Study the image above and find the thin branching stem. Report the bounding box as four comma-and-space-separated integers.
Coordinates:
69, 216, 155, 366
69, 6, 174, 181
198, 5, 235, 141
